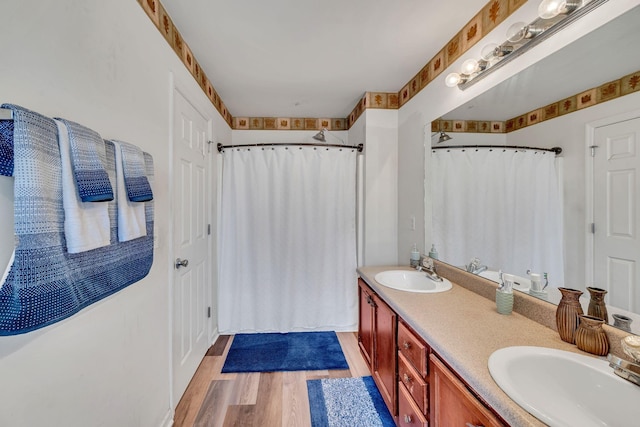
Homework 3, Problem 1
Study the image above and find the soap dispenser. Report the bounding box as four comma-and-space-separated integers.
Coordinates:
410, 244, 420, 267
429, 244, 439, 260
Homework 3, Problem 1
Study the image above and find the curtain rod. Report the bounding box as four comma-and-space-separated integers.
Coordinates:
217, 142, 364, 153
432, 144, 562, 155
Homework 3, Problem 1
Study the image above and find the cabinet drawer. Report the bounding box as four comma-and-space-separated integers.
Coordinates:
398, 321, 428, 378
398, 351, 428, 415
430, 354, 505, 427
398, 381, 428, 427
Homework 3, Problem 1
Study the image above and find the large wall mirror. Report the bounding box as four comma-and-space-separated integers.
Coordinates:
429, 5, 640, 335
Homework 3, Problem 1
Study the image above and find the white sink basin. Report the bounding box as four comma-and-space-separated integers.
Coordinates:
489, 346, 640, 427
478, 270, 531, 292
374, 270, 452, 293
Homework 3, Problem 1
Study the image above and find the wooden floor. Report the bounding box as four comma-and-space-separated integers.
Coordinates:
173, 332, 371, 427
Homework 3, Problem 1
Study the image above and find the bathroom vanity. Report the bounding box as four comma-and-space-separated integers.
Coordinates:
357, 264, 621, 426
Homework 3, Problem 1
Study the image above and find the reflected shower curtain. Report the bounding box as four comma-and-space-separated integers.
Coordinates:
432, 148, 564, 285
218, 146, 358, 333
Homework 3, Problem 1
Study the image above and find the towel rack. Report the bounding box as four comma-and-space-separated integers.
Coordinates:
0, 108, 13, 120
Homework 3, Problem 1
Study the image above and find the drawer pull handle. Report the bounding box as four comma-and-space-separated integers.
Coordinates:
403, 341, 411, 350
404, 414, 413, 423
465, 424, 483, 427
403, 373, 412, 383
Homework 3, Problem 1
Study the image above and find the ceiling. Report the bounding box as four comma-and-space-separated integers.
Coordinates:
160, 0, 489, 118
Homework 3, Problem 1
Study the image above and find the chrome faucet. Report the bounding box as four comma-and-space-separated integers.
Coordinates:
418, 256, 443, 282
608, 336, 640, 387
466, 257, 488, 274
608, 355, 640, 387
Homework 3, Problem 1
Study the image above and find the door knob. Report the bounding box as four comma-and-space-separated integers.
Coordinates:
175, 258, 189, 269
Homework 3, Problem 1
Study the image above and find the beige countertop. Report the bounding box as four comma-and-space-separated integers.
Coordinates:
357, 265, 595, 427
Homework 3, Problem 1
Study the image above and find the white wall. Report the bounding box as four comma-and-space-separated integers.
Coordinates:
0, 1, 230, 426
506, 91, 640, 290
396, 0, 639, 266
349, 114, 367, 267
362, 109, 399, 265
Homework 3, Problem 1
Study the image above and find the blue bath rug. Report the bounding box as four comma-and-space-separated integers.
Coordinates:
307, 376, 395, 427
221, 331, 349, 373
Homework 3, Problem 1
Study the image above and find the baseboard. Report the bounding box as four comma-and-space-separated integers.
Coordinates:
160, 408, 173, 427
209, 326, 220, 345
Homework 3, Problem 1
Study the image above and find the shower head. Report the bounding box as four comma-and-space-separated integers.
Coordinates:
312, 129, 326, 142
436, 131, 452, 144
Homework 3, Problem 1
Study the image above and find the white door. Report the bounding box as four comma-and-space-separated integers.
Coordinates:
172, 89, 210, 403
593, 117, 640, 314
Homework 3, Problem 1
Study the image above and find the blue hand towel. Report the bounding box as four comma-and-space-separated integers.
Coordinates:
55, 119, 111, 253
0, 119, 13, 176
111, 140, 147, 242
116, 140, 153, 202
55, 118, 113, 202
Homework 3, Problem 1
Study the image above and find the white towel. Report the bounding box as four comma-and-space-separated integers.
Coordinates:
112, 140, 147, 242
55, 120, 111, 253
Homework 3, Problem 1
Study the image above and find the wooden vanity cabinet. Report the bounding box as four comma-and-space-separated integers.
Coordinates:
397, 321, 429, 427
430, 354, 505, 427
358, 279, 397, 416
358, 279, 375, 369
359, 276, 505, 426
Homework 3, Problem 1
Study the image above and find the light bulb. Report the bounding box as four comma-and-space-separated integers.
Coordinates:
538, 0, 564, 19
506, 22, 527, 43
480, 43, 499, 61
461, 59, 479, 75
445, 73, 462, 87
538, 0, 582, 19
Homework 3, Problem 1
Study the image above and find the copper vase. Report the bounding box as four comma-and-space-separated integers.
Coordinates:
587, 287, 608, 323
575, 315, 609, 356
556, 287, 584, 343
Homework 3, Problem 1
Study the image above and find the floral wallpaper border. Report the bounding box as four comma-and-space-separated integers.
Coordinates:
138, 0, 636, 135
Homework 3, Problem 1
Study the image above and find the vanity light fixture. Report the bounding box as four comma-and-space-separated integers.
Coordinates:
448, 0, 606, 90
506, 22, 544, 43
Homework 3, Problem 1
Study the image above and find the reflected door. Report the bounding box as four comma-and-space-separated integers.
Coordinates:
593, 117, 640, 314
172, 89, 210, 403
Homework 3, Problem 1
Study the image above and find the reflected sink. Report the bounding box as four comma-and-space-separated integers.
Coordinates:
479, 270, 531, 292
374, 270, 452, 293
489, 346, 640, 427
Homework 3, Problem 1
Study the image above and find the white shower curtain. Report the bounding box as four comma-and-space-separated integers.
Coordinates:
218, 146, 358, 333
432, 148, 564, 285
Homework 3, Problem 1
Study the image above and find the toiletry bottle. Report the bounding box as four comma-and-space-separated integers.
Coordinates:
410, 244, 420, 267
429, 244, 439, 260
